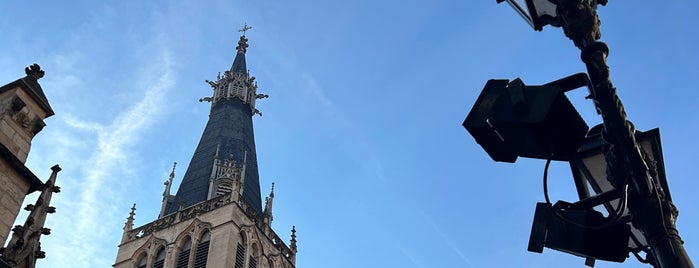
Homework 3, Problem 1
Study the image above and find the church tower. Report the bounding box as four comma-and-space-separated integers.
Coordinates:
113, 26, 297, 268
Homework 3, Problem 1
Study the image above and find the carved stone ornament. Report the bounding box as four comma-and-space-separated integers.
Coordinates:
12, 110, 31, 129
25, 64, 44, 79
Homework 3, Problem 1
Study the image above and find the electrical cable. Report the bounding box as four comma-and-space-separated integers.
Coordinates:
543, 157, 629, 230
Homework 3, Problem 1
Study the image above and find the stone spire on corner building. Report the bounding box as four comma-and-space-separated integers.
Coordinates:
163, 23, 269, 216
120, 203, 136, 244
158, 162, 176, 218
0, 165, 61, 267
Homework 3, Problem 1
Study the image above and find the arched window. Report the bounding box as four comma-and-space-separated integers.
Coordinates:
153, 247, 166, 268
193, 230, 210, 268
268, 258, 274, 268
176, 236, 192, 268
234, 232, 246, 268
248, 244, 259, 268
135, 252, 148, 268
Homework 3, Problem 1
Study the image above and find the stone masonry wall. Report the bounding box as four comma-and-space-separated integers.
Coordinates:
0, 159, 30, 246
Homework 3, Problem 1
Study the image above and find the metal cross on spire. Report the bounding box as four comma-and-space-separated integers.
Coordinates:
239, 23, 253, 36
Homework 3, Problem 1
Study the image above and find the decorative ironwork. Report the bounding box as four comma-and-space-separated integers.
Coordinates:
238, 23, 253, 36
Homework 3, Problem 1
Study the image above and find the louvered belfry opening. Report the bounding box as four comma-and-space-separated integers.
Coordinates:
216, 180, 233, 196
153, 247, 166, 268
248, 257, 257, 268
176, 237, 192, 268
193, 231, 211, 268
235, 231, 247, 268
235, 243, 246, 268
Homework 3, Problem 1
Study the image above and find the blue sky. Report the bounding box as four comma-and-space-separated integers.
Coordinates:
1, 1, 697, 267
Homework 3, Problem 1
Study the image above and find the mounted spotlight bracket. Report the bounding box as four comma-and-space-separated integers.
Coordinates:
463, 73, 590, 163
528, 202, 630, 264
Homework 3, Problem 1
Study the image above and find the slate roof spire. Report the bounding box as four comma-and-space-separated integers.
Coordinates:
165, 25, 267, 215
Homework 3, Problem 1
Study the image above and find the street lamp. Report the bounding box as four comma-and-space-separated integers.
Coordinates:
463, 0, 695, 267
563, 126, 673, 264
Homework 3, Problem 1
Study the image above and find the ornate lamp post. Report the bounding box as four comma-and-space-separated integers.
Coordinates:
465, 0, 694, 267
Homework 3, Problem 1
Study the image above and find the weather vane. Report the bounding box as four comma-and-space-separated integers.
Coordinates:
239, 23, 253, 36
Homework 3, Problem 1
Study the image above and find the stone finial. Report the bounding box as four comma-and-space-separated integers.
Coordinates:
235, 24, 252, 54
163, 162, 176, 195
126, 204, 136, 228
169, 162, 177, 180
236, 36, 249, 54
120, 203, 136, 244
263, 182, 275, 221
25, 64, 44, 79
160, 162, 176, 218
290, 225, 297, 252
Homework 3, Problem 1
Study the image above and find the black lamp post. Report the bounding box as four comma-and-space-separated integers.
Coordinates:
464, 0, 694, 267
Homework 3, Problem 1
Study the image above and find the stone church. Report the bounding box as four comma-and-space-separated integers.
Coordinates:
113, 27, 298, 268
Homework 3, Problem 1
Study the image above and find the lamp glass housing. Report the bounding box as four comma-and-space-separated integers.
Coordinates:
570, 127, 669, 250
498, 0, 559, 31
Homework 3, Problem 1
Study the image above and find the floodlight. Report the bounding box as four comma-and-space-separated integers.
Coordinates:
463, 74, 589, 163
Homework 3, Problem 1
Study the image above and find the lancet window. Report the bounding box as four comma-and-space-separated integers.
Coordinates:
135, 253, 147, 268
176, 236, 192, 268
152, 247, 166, 268
193, 230, 210, 268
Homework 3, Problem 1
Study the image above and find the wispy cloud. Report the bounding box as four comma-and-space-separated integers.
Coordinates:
398, 246, 429, 268
301, 74, 386, 183
421, 211, 474, 267
41, 51, 175, 267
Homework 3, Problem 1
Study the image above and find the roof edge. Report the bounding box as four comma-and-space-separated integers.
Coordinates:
0, 78, 54, 117
0, 142, 44, 194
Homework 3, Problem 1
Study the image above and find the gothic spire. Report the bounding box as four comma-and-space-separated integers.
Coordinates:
164, 25, 266, 215
1, 165, 61, 266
